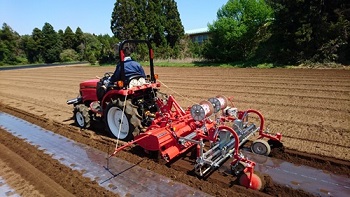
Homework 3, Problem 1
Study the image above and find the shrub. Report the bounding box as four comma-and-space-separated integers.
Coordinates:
60, 49, 79, 62
87, 53, 97, 65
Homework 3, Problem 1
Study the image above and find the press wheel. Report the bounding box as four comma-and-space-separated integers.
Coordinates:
251, 139, 271, 156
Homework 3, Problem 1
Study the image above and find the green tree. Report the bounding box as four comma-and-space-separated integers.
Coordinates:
111, 0, 184, 58
20, 35, 39, 63
163, 0, 184, 48
111, 0, 140, 39
63, 26, 75, 49
0, 23, 23, 65
74, 27, 85, 60
84, 33, 102, 64
31, 28, 44, 62
57, 29, 64, 41
87, 52, 97, 64
32, 28, 43, 43
267, 0, 350, 64
135, 0, 148, 39
204, 0, 273, 62
41, 22, 62, 63
60, 49, 79, 62
97, 34, 119, 64
145, 0, 166, 46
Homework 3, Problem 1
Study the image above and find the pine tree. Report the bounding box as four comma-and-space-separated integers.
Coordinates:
145, 0, 166, 46
74, 27, 85, 60
134, 0, 148, 39
63, 26, 75, 49
20, 28, 43, 63
163, 0, 184, 47
32, 28, 44, 62
41, 22, 62, 63
111, 0, 139, 39
110, 0, 184, 52
57, 29, 64, 42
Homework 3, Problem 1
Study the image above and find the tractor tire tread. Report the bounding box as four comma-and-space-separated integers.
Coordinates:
73, 104, 91, 129
104, 98, 142, 141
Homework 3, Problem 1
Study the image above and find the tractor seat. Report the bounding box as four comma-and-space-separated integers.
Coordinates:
128, 75, 147, 88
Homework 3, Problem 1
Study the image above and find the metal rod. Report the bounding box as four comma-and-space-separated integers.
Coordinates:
202, 143, 220, 157
239, 124, 257, 139
205, 149, 221, 161
109, 133, 151, 158
179, 131, 197, 143
239, 127, 259, 146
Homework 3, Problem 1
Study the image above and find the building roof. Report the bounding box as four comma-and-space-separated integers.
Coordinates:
185, 27, 209, 35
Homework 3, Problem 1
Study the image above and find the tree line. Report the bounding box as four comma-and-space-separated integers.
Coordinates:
201, 0, 349, 65
0, 22, 119, 65
1, 0, 349, 66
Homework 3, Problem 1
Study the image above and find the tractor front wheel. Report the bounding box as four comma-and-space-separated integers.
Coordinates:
73, 104, 91, 129
104, 99, 142, 141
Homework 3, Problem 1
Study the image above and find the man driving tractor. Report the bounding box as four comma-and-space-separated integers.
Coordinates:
106, 47, 146, 86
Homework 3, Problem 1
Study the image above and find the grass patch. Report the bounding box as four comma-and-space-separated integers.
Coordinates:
256, 63, 275, 68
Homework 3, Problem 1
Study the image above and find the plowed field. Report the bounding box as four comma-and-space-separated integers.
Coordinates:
0, 65, 349, 196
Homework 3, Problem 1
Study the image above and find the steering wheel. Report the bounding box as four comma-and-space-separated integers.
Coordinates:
100, 72, 114, 82
104, 72, 113, 79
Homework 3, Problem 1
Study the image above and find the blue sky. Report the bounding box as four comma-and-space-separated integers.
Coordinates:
0, 0, 227, 36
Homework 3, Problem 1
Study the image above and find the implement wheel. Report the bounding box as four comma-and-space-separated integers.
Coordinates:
251, 139, 271, 156
231, 161, 245, 176
239, 172, 263, 190
104, 99, 142, 141
73, 104, 91, 129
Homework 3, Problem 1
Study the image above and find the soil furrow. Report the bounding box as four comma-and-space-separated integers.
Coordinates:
159, 80, 350, 92
159, 85, 350, 101
0, 103, 337, 197
1, 65, 349, 196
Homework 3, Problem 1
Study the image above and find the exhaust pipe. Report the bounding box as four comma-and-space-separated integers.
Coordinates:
66, 97, 82, 105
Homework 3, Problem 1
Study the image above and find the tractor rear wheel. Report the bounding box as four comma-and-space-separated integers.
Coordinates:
104, 99, 142, 141
73, 104, 91, 129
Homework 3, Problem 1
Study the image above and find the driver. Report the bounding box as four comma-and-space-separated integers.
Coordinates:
108, 47, 146, 86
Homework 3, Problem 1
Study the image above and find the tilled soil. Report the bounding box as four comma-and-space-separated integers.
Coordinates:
0, 65, 349, 196
0, 104, 314, 197
0, 128, 117, 197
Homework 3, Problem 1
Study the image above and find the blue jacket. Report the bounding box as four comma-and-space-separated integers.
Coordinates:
110, 59, 146, 83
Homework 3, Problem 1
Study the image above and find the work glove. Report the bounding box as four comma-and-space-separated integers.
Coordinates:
103, 77, 110, 86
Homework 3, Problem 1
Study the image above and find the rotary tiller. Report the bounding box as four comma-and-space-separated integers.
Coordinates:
110, 95, 282, 190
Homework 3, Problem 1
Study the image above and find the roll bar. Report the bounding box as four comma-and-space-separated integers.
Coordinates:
118, 40, 156, 88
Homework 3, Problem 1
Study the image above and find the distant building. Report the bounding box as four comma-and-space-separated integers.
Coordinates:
185, 27, 210, 44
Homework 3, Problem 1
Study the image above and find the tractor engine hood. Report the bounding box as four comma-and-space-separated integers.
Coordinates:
80, 79, 99, 89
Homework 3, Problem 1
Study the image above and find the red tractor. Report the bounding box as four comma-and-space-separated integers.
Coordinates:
67, 40, 160, 141
67, 40, 282, 190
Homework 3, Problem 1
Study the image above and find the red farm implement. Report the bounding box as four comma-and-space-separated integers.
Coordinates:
67, 40, 282, 190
